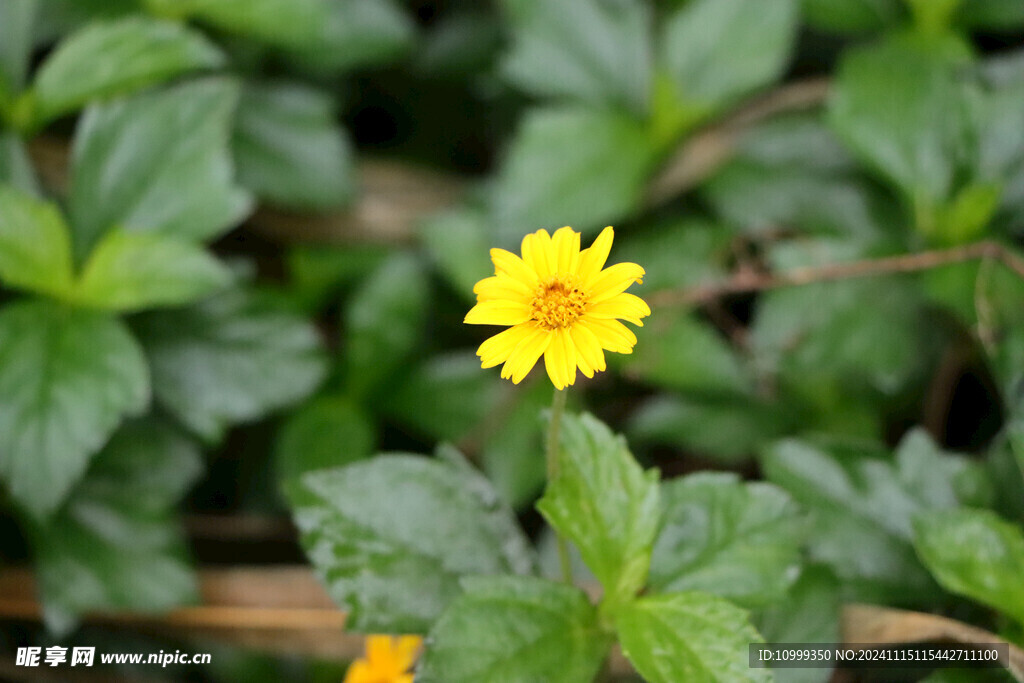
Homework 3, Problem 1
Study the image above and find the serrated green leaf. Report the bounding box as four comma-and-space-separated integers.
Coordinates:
0, 300, 149, 518
274, 394, 374, 482
29, 417, 200, 633
343, 253, 429, 402
623, 314, 750, 395
0, 184, 74, 297
914, 508, 1024, 627
133, 290, 327, 442
0, 0, 38, 95
649, 473, 806, 607
757, 566, 840, 683
762, 431, 984, 604
288, 454, 535, 633
284, 0, 414, 72
233, 82, 354, 210
170, 0, 330, 48
492, 107, 655, 240
69, 77, 252, 257
615, 592, 772, 683
33, 16, 224, 124
74, 230, 232, 312
418, 575, 609, 683
537, 412, 660, 606
500, 0, 651, 113
660, 0, 798, 118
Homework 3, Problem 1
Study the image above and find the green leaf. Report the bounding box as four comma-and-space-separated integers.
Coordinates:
500, 0, 651, 113
756, 566, 840, 683
29, 418, 200, 633
33, 16, 224, 124
492, 107, 655, 240
614, 592, 772, 683
284, 0, 414, 73
0, 301, 149, 518
537, 412, 661, 606
74, 230, 232, 312
623, 315, 750, 395
914, 508, 1024, 627
288, 454, 535, 633
0, 0, 38, 94
481, 381, 550, 509
958, 0, 1024, 29
750, 242, 928, 398
649, 473, 806, 608
233, 82, 354, 210
285, 243, 389, 313
274, 394, 374, 483
660, 0, 798, 118
828, 36, 972, 225
0, 184, 75, 297
702, 114, 892, 240
762, 431, 984, 604
418, 575, 609, 683
801, 0, 904, 34
69, 77, 252, 257
421, 207, 493, 298
167, 0, 331, 48
342, 253, 429, 402
629, 395, 792, 462
133, 290, 327, 442
0, 131, 39, 194
615, 218, 731, 292
386, 352, 505, 443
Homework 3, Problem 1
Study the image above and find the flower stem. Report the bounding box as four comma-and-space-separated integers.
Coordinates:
546, 387, 572, 585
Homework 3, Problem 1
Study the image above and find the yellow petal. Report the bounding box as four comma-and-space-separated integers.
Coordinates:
465, 300, 532, 326
587, 262, 645, 304
393, 636, 422, 670
396, 675, 414, 683
577, 226, 614, 282
478, 323, 534, 368
343, 660, 373, 683
586, 292, 651, 325
521, 229, 554, 281
579, 316, 637, 354
473, 274, 533, 302
490, 248, 539, 287
551, 226, 581, 275
570, 322, 607, 374
501, 326, 551, 383
366, 638, 393, 671
543, 327, 576, 389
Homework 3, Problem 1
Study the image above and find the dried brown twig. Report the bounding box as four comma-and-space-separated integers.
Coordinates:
648, 240, 1024, 308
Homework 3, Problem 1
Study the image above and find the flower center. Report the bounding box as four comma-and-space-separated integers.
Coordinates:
531, 276, 587, 330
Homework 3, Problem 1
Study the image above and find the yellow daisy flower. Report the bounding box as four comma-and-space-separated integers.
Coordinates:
343, 635, 422, 683
465, 226, 650, 390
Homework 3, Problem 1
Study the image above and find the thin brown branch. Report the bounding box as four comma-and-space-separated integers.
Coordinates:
645, 77, 832, 207
648, 240, 1024, 308
844, 604, 1024, 681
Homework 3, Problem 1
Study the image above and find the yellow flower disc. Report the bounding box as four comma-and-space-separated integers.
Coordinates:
465, 226, 650, 390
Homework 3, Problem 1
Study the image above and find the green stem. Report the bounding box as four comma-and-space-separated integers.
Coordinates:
546, 387, 572, 585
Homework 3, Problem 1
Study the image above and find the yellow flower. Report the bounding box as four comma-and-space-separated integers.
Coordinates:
465, 226, 650, 390
343, 635, 422, 683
